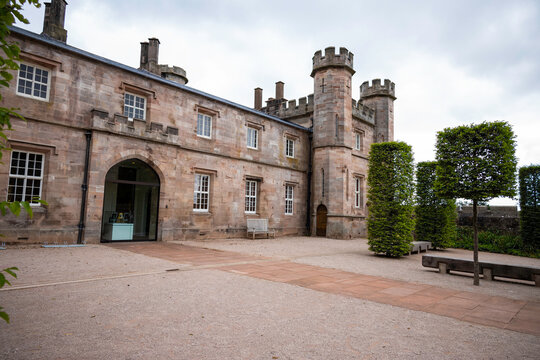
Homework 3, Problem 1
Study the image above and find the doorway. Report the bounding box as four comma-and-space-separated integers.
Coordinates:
316, 204, 327, 237
101, 159, 160, 242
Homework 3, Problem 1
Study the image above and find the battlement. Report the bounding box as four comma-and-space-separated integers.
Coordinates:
359, 79, 396, 99
352, 100, 375, 125
311, 47, 355, 77
262, 94, 314, 119
158, 64, 188, 85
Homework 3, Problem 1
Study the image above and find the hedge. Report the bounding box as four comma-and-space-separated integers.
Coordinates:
519, 165, 540, 250
415, 161, 456, 249
367, 142, 415, 257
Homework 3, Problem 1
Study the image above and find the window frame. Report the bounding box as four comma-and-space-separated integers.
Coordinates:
247, 126, 259, 150
354, 130, 364, 151
123, 92, 147, 120
354, 176, 364, 209
16, 62, 51, 101
7, 150, 45, 206
245, 179, 258, 214
193, 173, 211, 212
285, 184, 294, 215
196, 113, 212, 139
285, 138, 295, 158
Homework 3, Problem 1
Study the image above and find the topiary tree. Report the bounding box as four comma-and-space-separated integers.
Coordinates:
435, 121, 517, 285
367, 141, 415, 257
519, 165, 540, 250
415, 161, 456, 249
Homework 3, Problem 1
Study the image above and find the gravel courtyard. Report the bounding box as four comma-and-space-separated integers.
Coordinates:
0, 237, 539, 359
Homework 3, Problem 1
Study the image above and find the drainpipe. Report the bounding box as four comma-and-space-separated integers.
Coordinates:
306, 131, 312, 235
77, 130, 92, 244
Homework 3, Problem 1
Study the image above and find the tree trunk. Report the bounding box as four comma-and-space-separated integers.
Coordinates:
473, 199, 480, 286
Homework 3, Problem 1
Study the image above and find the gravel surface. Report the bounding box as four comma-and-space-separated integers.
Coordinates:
182, 237, 540, 302
0, 239, 539, 359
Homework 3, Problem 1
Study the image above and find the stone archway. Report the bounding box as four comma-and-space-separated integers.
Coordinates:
100, 158, 160, 242
316, 204, 328, 237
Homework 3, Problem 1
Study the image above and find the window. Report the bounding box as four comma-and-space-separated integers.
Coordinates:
247, 127, 258, 149
355, 131, 364, 151
17, 63, 50, 100
196, 114, 212, 138
123, 93, 146, 120
285, 185, 294, 215
285, 138, 295, 158
355, 177, 363, 208
193, 174, 210, 211
7, 150, 44, 204
245, 180, 257, 213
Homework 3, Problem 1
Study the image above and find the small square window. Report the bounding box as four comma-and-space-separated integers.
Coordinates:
124, 93, 146, 120
16, 63, 50, 101
197, 114, 212, 138
285, 138, 295, 158
247, 127, 258, 149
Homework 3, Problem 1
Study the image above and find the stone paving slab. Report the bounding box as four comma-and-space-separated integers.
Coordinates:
111, 242, 540, 337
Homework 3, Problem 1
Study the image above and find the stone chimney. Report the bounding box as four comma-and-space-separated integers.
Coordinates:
254, 87, 263, 110
42, 0, 68, 43
275, 81, 284, 99
147, 38, 160, 74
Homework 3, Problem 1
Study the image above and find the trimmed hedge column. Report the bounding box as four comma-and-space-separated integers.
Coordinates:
367, 142, 415, 257
415, 161, 456, 249
519, 165, 540, 250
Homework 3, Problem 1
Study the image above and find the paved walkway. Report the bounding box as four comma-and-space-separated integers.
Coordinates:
110, 242, 540, 336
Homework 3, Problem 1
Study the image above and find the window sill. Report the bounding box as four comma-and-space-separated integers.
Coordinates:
193, 211, 212, 216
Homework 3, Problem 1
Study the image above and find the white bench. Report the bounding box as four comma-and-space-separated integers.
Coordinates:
247, 219, 275, 239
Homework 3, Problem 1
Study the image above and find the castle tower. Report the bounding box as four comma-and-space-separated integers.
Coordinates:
310, 47, 355, 238
360, 79, 396, 142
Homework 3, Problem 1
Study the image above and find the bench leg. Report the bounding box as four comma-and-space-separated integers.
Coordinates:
483, 268, 493, 281
534, 274, 540, 287
438, 262, 448, 274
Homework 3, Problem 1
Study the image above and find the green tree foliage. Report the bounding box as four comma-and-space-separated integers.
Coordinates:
435, 121, 517, 285
0, 0, 41, 324
415, 161, 456, 249
367, 142, 415, 257
519, 165, 540, 250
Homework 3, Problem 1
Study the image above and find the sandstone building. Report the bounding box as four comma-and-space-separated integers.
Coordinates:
0, 0, 395, 244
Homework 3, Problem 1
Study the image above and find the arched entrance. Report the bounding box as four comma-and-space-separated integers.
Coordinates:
316, 204, 327, 237
101, 159, 160, 242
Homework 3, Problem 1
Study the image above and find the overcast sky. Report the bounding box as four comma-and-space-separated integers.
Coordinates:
16, 0, 540, 205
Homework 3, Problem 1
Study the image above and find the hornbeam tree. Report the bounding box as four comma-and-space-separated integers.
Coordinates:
435, 121, 517, 285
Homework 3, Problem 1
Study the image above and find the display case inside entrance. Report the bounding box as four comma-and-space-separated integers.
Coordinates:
103, 223, 134, 241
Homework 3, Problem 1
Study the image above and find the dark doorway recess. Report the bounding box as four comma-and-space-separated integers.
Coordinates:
101, 159, 160, 242
316, 204, 327, 237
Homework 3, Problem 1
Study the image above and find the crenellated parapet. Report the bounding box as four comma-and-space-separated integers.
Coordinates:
360, 79, 396, 100
262, 94, 314, 119
158, 64, 188, 85
352, 100, 375, 125
311, 47, 355, 77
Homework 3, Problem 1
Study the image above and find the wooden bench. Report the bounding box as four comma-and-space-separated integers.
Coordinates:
246, 219, 275, 239
422, 255, 540, 286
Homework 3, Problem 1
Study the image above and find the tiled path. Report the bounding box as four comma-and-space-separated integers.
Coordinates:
109, 242, 540, 336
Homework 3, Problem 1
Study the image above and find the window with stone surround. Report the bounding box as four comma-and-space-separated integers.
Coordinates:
354, 130, 364, 151
245, 179, 257, 213
193, 174, 210, 212
285, 184, 294, 215
16, 63, 50, 101
7, 150, 44, 205
123, 92, 146, 120
197, 113, 212, 138
354, 176, 364, 208
285, 138, 295, 158
247, 126, 258, 149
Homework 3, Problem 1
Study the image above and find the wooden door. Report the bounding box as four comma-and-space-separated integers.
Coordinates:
316, 204, 327, 237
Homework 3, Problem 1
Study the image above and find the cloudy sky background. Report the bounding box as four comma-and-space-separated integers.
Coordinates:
16, 0, 540, 205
